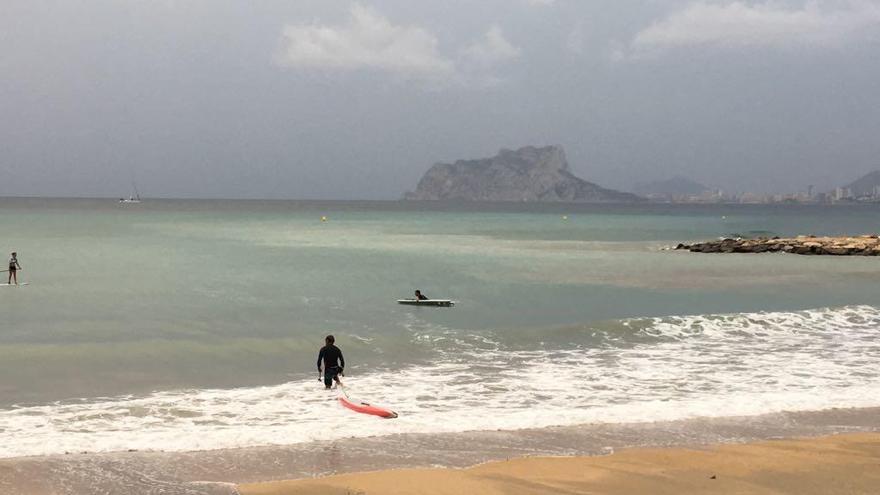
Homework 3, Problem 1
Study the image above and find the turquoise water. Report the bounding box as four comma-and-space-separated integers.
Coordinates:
1, 199, 880, 456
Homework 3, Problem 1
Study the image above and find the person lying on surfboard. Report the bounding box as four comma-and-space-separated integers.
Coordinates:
414, 289, 429, 301
317, 334, 345, 390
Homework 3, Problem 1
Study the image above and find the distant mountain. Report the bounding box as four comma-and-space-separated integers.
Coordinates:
845, 170, 880, 197
404, 145, 642, 202
633, 176, 710, 197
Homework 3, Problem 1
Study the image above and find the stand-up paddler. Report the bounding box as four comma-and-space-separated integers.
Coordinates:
7, 252, 21, 285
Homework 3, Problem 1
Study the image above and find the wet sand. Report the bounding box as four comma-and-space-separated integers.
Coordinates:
1, 407, 879, 494
240, 432, 880, 495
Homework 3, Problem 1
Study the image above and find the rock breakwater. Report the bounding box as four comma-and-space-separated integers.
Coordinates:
676, 235, 880, 256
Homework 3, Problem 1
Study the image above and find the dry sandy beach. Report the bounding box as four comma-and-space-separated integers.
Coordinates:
241, 432, 880, 495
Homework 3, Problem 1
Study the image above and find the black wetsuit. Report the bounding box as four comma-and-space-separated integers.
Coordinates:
317, 344, 345, 387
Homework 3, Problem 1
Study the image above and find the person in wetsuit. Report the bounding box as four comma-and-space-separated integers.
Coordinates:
317, 334, 345, 389
414, 289, 428, 300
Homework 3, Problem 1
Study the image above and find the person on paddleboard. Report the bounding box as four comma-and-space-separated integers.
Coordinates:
414, 289, 428, 301
317, 335, 345, 389
8, 252, 21, 285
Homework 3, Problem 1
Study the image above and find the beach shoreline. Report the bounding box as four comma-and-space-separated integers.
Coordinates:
2, 406, 879, 494
240, 431, 880, 495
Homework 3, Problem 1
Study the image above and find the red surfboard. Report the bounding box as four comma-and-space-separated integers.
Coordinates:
339, 396, 398, 419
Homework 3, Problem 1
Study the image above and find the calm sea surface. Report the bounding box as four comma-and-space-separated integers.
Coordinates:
1, 198, 879, 456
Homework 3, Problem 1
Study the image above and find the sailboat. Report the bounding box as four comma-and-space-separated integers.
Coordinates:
119, 183, 142, 203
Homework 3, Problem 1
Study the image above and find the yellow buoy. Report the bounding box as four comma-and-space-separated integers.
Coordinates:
321, 216, 327, 222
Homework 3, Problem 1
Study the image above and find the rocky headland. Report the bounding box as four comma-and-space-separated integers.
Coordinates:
676, 235, 880, 256
404, 145, 641, 202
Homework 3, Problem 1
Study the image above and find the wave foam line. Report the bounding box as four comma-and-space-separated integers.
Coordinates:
1, 305, 879, 458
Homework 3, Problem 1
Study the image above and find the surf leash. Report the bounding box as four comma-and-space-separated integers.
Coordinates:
336, 378, 352, 399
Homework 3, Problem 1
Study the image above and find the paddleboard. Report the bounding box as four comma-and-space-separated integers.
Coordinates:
397, 299, 454, 307
339, 396, 398, 419
0, 283, 28, 287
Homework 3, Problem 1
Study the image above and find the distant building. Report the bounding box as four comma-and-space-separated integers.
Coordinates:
834, 187, 852, 201
737, 192, 765, 204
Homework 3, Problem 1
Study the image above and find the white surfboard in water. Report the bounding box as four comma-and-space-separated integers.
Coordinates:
397, 299, 453, 307
0, 283, 29, 287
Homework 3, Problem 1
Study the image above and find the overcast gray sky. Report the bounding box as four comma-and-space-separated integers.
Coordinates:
1, 0, 878, 199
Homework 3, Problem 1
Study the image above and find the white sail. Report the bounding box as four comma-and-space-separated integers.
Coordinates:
120, 183, 142, 203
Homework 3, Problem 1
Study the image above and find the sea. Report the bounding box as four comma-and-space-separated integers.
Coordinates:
1, 198, 879, 458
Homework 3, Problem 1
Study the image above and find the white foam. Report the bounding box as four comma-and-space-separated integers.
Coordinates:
1, 305, 879, 458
